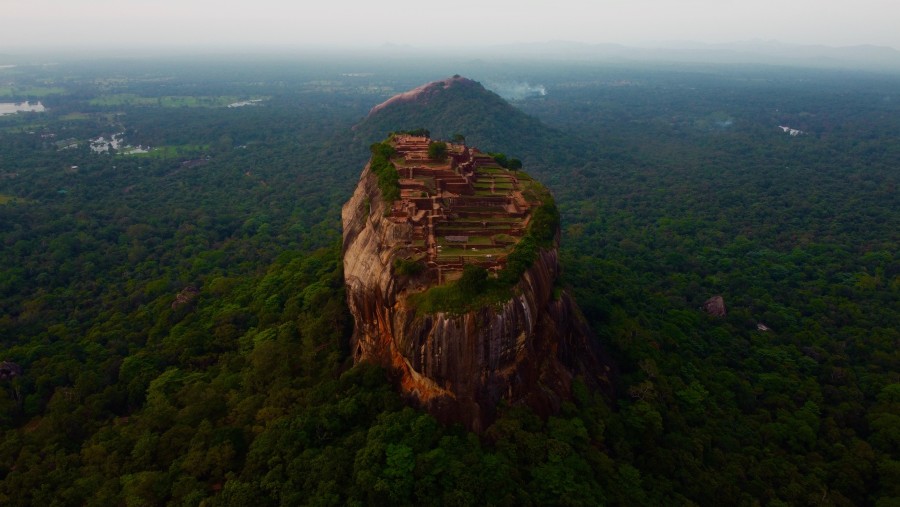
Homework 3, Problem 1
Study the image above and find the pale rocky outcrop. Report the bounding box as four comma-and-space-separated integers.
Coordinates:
342, 162, 611, 432
171, 286, 199, 310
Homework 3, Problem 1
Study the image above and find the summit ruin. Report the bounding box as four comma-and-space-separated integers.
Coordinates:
381, 134, 539, 284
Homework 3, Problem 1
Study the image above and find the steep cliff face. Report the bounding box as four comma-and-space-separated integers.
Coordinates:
343, 157, 611, 432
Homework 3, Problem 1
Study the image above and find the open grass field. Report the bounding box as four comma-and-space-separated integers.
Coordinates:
437, 246, 508, 257
0, 194, 30, 205
438, 227, 515, 235
89, 95, 244, 108
126, 145, 210, 158
59, 112, 92, 121
0, 86, 67, 98
88, 94, 158, 107
443, 225, 518, 233
473, 182, 514, 190
492, 233, 517, 244
474, 167, 506, 175
436, 236, 494, 247
450, 217, 520, 226
451, 206, 507, 212
438, 223, 513, 230
466, 236, 494, 246
2, 123, 47, 133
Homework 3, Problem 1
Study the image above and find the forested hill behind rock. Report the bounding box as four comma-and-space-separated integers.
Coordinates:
353, 76, 583, 170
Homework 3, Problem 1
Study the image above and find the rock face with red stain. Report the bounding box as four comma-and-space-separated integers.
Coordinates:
702, 295, 727, 318
366, 76, 476, 117
342, 154, 611, 432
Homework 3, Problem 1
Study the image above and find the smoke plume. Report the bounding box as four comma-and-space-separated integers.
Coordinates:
487, 82, 547, 101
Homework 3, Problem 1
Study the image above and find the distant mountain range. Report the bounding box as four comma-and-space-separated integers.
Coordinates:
478, 40, 900, 72
5, 41, 899, 73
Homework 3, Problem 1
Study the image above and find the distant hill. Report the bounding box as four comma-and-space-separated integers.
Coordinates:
353, 76, 582, 171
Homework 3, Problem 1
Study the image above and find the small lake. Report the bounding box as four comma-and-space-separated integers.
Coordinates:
0, 101, 46, 115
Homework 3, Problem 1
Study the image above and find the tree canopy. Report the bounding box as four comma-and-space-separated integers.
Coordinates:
0, 57, 897, 506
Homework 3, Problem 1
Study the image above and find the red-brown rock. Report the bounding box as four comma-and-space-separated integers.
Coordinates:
702, 295, 727, 318
342, 144, 612, 432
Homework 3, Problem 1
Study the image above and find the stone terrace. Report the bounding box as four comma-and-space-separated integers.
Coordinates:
386, 135, 537, 283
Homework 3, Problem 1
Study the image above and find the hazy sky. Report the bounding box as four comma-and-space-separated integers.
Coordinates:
3, 0, 899, 51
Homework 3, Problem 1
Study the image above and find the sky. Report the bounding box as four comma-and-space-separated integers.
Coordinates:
3, 0, 899, 51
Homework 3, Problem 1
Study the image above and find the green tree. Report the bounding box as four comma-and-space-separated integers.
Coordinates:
427, 141, 448, 161
458, 265, 487, 295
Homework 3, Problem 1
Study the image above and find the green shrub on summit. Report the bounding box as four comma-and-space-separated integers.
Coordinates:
427, 141, 448, 161
370, 141, 400, 203
410, 177, 560, 314
393, 258, 424, 276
